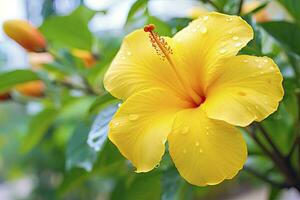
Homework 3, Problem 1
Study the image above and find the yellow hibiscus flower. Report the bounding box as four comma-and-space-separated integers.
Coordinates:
103, 12, 284, 186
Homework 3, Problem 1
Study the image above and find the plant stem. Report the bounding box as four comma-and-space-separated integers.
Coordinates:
245, 127, 300, 191
244, 166, 288, 189
238, 0, 244, 15
206, 0, 222, 12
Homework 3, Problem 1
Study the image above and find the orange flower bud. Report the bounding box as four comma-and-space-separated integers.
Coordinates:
28, 52, 54, 69
3, 20, 46, 52
71, 49, 96, 68
15, 81, 45, 97
0, 92, 11, 101
242, 1, 270, 23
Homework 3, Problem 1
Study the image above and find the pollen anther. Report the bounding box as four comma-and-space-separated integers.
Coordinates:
144, 24, 173, 61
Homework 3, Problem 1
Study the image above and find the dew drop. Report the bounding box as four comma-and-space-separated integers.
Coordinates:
129, 114, 139, 121
260, 71, 264, 75
192, 28, 197, 33
200, 26, 207, 34
219, 48, 227, 54
228, 30, 233, 34
232, 36, 239, 40
263, 59, 269, 63
206, 126, 209, 130
255, 58, 260, 62
243, 59, 249, 63
264, 100, 268, 104
235, 42, 243, 47
203, 16, 209, 21
183, 149, 187, 154
127, 51, 132, 56
226, 17, 233, 22
258, 64, 263, 68
181, 126, 190, 134
199, 149, 203, 153
195, 142, 200, 146
206, 132, 209, 136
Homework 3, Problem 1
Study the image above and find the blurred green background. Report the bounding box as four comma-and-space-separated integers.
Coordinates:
1, 0, 300, 199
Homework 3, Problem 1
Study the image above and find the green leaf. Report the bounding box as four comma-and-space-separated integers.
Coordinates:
126, 0, 148, 24
268, 187, 282, 200
111, 172, 162, 200
0, 70, 40, 93
66, 121, 97, 172
89, 93, 117, 113
260, 21, 300, 56
277, 0, 300, 24
20, 108, 58, 153
40, 6, 95, 50
162, 168, 184, 200
87, 104, 118, 152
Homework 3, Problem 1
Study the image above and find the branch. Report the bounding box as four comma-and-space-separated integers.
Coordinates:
237, 0, 244, 15
256, 123, 284, 159
244, 166, 289, 189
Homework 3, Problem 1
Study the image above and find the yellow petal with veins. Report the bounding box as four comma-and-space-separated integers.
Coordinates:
104, 29, 189, 101
204, 55, 284, 126
108, 88, 189, 172
168, 107, 246, 186
173, 12, 253, 90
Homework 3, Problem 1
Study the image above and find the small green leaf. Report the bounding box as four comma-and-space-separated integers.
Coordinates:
40, 6, 95, 50
66, 121, 97, 172
260, 21, 300, 56
89, 93, 117, 113
277, 0, 300, 24
268, 187, 282, 200
0, 70, 40, 93
20, 108, 57, 153
126, 0, 148, 24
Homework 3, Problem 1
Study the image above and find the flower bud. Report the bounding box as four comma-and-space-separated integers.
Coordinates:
3, 20, 46, 52
71, 49, 96, 68
0, 92, 11, 101
15, 81, 45, 97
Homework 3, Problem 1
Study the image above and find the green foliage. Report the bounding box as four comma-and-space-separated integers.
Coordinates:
261, 21, 300, 56
40, 6, 95, 50
0, 70, 40, 92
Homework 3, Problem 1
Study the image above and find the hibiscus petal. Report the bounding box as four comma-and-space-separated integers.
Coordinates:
104, 29, 188, 100
108, 88, 189, 172
204, 55, 284, 126
173, 12, 253, 89
168, 107, 246, 186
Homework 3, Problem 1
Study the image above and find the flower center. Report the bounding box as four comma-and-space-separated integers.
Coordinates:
144, 24, 205, 107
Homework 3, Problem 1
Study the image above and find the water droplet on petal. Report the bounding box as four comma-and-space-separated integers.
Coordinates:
129, 114, 139, 121
226, 17, 233, 22
260, 71, 264, 75
200, 26, 207, 34
258, 64, 263, 68
199, 149, 203, 153
263, 59, 269, 63
181, 126, 190, 134
232, 36, 239, 40
183, 149, 187, 154
219, 48, 227, 54
121, 56, 126, 60
195, 142, 200, 146
203, 16, 209, 21
255, 58, 260, 62
235, 42, 243, 47
243, 59, 249, 63
192, 28, 197, 33
206, 132, 209, 136
127, 51, 132, 56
